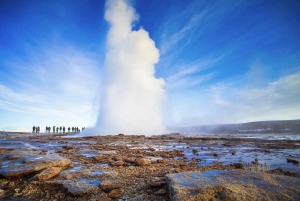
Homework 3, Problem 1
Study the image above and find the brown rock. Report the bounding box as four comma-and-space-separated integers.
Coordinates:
100, 180, 123, 192
124, 157, 136, 163
154, 188, 167, 195
157, 159, 165, 163
34, 167, 62, 181
110, 161, 124, 167
286, 158, 299, 164
233, 163, 244, 169
94, 154, 104, 161
96, 195, 111, 201
62, 146, 74, 150
0, 188, 5, 198
113, 155, 122, 161
150, 177, 166, 188
135, 158, 151, 166
148, 167, 157, 172
108, 188, 124, 198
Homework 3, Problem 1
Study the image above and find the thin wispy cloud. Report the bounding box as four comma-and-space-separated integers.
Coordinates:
0, 44, 101, 127
174, 71, 300, 126
165, 56, 223, 89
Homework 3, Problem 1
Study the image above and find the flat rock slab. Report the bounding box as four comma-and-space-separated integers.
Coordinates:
35, 178, 100, 196
57, 167, 117, 180
0, 154, 73, 178
165, 170, 300, 201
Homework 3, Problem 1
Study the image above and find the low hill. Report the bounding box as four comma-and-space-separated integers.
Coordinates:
178, 119, 300, 134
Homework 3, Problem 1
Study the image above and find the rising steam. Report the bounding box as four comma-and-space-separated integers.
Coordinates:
92, 0, 167, 135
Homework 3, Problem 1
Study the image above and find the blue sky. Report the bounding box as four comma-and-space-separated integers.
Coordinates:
1, 0, 300, 131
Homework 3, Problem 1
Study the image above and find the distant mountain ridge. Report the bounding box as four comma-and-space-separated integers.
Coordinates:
178, 119, 300, 134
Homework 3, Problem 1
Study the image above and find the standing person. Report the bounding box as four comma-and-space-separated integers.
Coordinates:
60, 126, 62, 133
53, 126, 56, 133
46, 126, 48, 133
72, 127, 74, 133
63, 126, 65, 133
33, 126, 35, 133
68, 127, 70, 133
76, 127, 78, 132
37, 126, 40, 133
56, 127, 59, 133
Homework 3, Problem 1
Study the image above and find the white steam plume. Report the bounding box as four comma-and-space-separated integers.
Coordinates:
93, 0, 167, 135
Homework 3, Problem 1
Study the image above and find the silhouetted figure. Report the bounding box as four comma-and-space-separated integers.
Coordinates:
68, 127, 70, 133
37, 126, 40, 133
63, 126, 65, 133
53, 126, 56, 133
60, 126, 62, 133
56, 127, 59, 133
33, 126, 36, 133
72, 127, 74, 132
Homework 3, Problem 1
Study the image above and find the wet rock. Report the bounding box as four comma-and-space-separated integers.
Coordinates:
99, 180, 123, 192
157, 159, 165, 163
93, 154, 104, 161
34, 167, 62, 181
233, 163, 244, 169
135, 158, 151, 166
165, 170, 300, 201
62, 146, 74, 150
108, 188, 124, 198
286, 158, 299, 164
154, 188, 166, 195
36, 178, 100, 196
168, 168, 181, 174
213, 153, 218, 157
150, 177, 166, 188
124, 157, 136, 163
110, 161, 124, 167
58, 167, 117, 181
113, 155, 122, 161
96, 195, 111, 201
3, 150, 39, 160
264, 149, 271, 153
0, 154, 73, 178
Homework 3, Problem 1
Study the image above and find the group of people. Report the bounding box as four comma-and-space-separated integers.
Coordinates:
33, 126, 85, 133
32, 126, 40, 133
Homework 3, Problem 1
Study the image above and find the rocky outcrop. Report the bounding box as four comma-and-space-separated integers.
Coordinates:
100, 180, 123, 192
0, 154, 73, 178
135, 158, 151, 166
34, 167, 62, 181
165, 170, 300, 201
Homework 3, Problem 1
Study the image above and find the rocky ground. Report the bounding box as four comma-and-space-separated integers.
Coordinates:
0, 132, 299, 200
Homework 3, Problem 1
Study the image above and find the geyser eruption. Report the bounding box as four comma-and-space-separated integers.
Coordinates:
94, 0, 167, 135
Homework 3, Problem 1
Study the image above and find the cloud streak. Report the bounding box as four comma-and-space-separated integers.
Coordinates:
172, 71, 300, 126
0, 44, 100, 128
